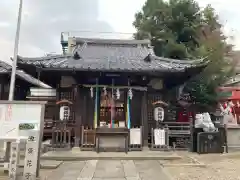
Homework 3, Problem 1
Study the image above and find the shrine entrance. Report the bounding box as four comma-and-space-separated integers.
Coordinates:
99, 88, 126, 128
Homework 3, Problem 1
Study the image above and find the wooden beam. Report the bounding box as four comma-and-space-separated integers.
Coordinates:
82, 84, 147, 91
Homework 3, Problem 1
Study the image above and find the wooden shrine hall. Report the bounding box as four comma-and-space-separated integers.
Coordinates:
13, 36, 208, 152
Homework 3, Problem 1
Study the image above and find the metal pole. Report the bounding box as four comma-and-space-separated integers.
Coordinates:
4, 0, 23, 171
8, 0, 23, 101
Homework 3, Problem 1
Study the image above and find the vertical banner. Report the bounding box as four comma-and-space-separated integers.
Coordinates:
94, 79, 99, 129
23, 130, 40, 180
9, 141, 20, 180
127, 96, 131, 129
111, 92, 115, 128
110, 79, 115, 128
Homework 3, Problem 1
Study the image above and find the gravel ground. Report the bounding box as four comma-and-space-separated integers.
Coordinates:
166, 153, 240, 180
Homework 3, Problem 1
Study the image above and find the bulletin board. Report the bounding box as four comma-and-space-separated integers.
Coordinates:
0, 101, 46, 139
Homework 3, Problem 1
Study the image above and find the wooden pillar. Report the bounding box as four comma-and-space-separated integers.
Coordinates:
82, 89, 87, 127
73, 85, 81, 147
141, 91, 148, 146
0, 81, 4, 100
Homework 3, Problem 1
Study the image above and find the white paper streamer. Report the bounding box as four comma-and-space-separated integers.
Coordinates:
154, 129, 165, 145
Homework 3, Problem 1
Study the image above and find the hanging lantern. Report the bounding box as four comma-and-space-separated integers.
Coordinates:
116, 88, 120, 99
103, 86, 107, 96
128, 88, 133, 100
90, 87, 93, 98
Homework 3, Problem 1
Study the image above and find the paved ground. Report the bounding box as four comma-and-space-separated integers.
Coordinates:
165, 152, 240, 180
43, 160, 172, 180
3, 150, 240, 180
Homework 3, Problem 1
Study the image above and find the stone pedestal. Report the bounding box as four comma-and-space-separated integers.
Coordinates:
72, 147, 80, 152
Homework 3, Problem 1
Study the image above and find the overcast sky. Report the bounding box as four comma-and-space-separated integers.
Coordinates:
0, 0, 240, 63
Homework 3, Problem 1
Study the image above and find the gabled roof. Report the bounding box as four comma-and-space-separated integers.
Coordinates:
17, 38, 208, 73
0, 60, 52, 88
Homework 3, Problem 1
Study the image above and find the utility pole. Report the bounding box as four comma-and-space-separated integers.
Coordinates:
8, 0, 23, 100
4, 0, 23, 170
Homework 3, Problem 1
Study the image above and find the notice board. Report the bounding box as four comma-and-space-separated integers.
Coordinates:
0, 101, 46, 139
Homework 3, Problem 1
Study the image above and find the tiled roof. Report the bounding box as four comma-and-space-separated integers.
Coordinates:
17, 38, 208, 73
0, 61, 11, 73
0, 60, 52, 88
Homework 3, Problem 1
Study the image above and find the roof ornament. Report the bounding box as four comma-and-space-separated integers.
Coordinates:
144, 53, 152, 62
73, 51, 81, 60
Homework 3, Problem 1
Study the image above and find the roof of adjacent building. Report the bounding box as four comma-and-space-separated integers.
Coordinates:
17, 38, 208, 73
0, 61, 11, 73
0, 60, 52, 88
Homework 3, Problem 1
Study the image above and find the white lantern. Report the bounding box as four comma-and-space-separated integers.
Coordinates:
59, 106, 70, 121
154, 107, 164, 121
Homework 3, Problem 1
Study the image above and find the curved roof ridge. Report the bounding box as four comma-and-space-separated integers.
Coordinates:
17, 54, 71, 61
74, 37, 151, 46
153, 55, 208, 65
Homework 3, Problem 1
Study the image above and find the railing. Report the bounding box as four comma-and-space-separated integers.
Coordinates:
51, 126, 72, 150
80, 126, 96, 150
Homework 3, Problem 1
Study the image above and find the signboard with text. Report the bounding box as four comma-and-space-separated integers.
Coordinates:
0, 103, 43, 139
0, 101, 45, 180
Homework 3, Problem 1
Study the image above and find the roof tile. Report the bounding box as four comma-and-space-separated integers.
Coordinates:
17, 38, 207, 73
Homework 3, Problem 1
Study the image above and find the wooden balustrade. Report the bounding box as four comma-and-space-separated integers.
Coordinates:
80, 126, 96, 150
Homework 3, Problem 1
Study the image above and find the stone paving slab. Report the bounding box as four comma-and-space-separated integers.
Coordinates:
94, 160, 125, 178
44, 160, 171, 180
0, 160, 173, 180
134, 160, 172, 180
45, 161, 86, 180
41, 150, 181, 161
78, 160, 98, 179
121, 160, 139, 178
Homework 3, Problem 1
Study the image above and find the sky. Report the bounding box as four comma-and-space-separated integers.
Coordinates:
0, 0, 240, 63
